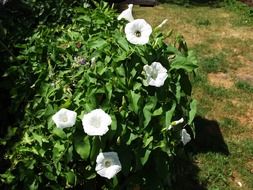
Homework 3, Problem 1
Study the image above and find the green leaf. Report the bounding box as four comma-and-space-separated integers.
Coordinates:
32, 133, 43, 146
140, 149, 151, 165
143, 96, 157, 127
90, 137, 101, 161
153, 107, 163, 116
45, 171, 57, 181
170, 51, 198, 72
165, 102, 176, 127
52, 142, 65, 162
87, 38, 108, 50
188, 99, 197, 125
110, 114, 117, 131
0, 171, 15, 184
128, 90, 141, 114
180, 72, 192, 95
74, 135, 91, 160
105, 82, 112, 101
143, 136, 153, 148
117, 36, 129, 51
53, 128, 67, 139
126, 133, 139, 145
65, 171, 76, 185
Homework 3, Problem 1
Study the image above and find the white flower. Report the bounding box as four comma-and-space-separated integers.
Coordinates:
181, 129, 191, 145
52, 108, 77, 129
1, 0, 8, 5
157, 19, 168, 28
117, 4, 134, 22
125, 19, 152, 45
143, 62, 168, 87
95, 152, 122, 179
82, 109, 112, 136
91, 57, 96, 65
168, 118, 184, 130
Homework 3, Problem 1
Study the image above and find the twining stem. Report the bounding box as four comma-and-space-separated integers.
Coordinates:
0, 40, 16, 58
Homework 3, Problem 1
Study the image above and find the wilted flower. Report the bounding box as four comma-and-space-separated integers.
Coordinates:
181, 129, 191, 145
168, 118, 184, 130
125, 19, 152, 45
117, 4, 134, 22
90, 57, 96, 65
157, 19, 168, 29
74, 56, 86, 65
82, 109, 112, 136
52, 108, 77, 129
143, 62, 168, 87
95, 152, 122, 179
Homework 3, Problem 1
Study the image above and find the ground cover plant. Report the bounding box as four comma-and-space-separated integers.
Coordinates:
0, 2, 198, 189
134, 2, 253, 189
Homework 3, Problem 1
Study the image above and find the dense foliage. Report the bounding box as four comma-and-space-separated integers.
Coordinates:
1, 1, 198, 189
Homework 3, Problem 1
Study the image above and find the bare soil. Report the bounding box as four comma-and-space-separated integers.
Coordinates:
208, 72, 234, 88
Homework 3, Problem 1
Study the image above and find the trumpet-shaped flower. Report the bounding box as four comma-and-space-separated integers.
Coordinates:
143, 62, 168, 87
125, 19, 152, 45
52, 108, 77, 129
181, 129, 191, 145
95, 152, 122, 179
82, 109, 112, 136
117, 4, 134, 22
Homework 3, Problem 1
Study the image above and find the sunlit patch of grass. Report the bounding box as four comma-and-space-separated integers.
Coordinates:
220, 117, 238, 129
196, 153, 231, 189
197, 139, 253, 190
200, 53, 227, 73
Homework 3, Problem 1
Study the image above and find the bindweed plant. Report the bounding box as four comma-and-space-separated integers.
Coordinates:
1, 2, 198, 189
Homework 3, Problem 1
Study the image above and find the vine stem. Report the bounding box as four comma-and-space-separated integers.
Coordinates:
0, 39, 16, 59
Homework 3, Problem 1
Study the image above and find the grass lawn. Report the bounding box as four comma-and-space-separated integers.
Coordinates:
133, 2, 253, 190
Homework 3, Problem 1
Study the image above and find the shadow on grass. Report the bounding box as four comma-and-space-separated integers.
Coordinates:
172, 115, 229, 190
191, 115, 229, 155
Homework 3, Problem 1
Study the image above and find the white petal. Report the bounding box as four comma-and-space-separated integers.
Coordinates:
152, 62, 167, 73
155, 72, 168, 87
96, 152, 105, 163
95, 152, 122, 179
181, 129, 191, 145
125, 19, 152, 45
52, 108, 77, 129
96, 165, 122, 179
117, 4, 134, 22
143, 65, 152, 75
82, 109, 112, 136
143, 62, 168, 87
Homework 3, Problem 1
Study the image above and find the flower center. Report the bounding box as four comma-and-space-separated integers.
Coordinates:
60, 114, 68, 122
104, 159, 112, 168
151, 69, 158, 79
135, 30, 141, 37
91, 116, 101, 128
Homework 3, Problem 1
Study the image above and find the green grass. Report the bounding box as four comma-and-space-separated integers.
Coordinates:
235, 80, 253, 93
134, 2, 253, 189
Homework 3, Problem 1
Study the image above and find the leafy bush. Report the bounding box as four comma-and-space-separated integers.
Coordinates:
0, 0, 89, 144
1, 2, 197, 189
